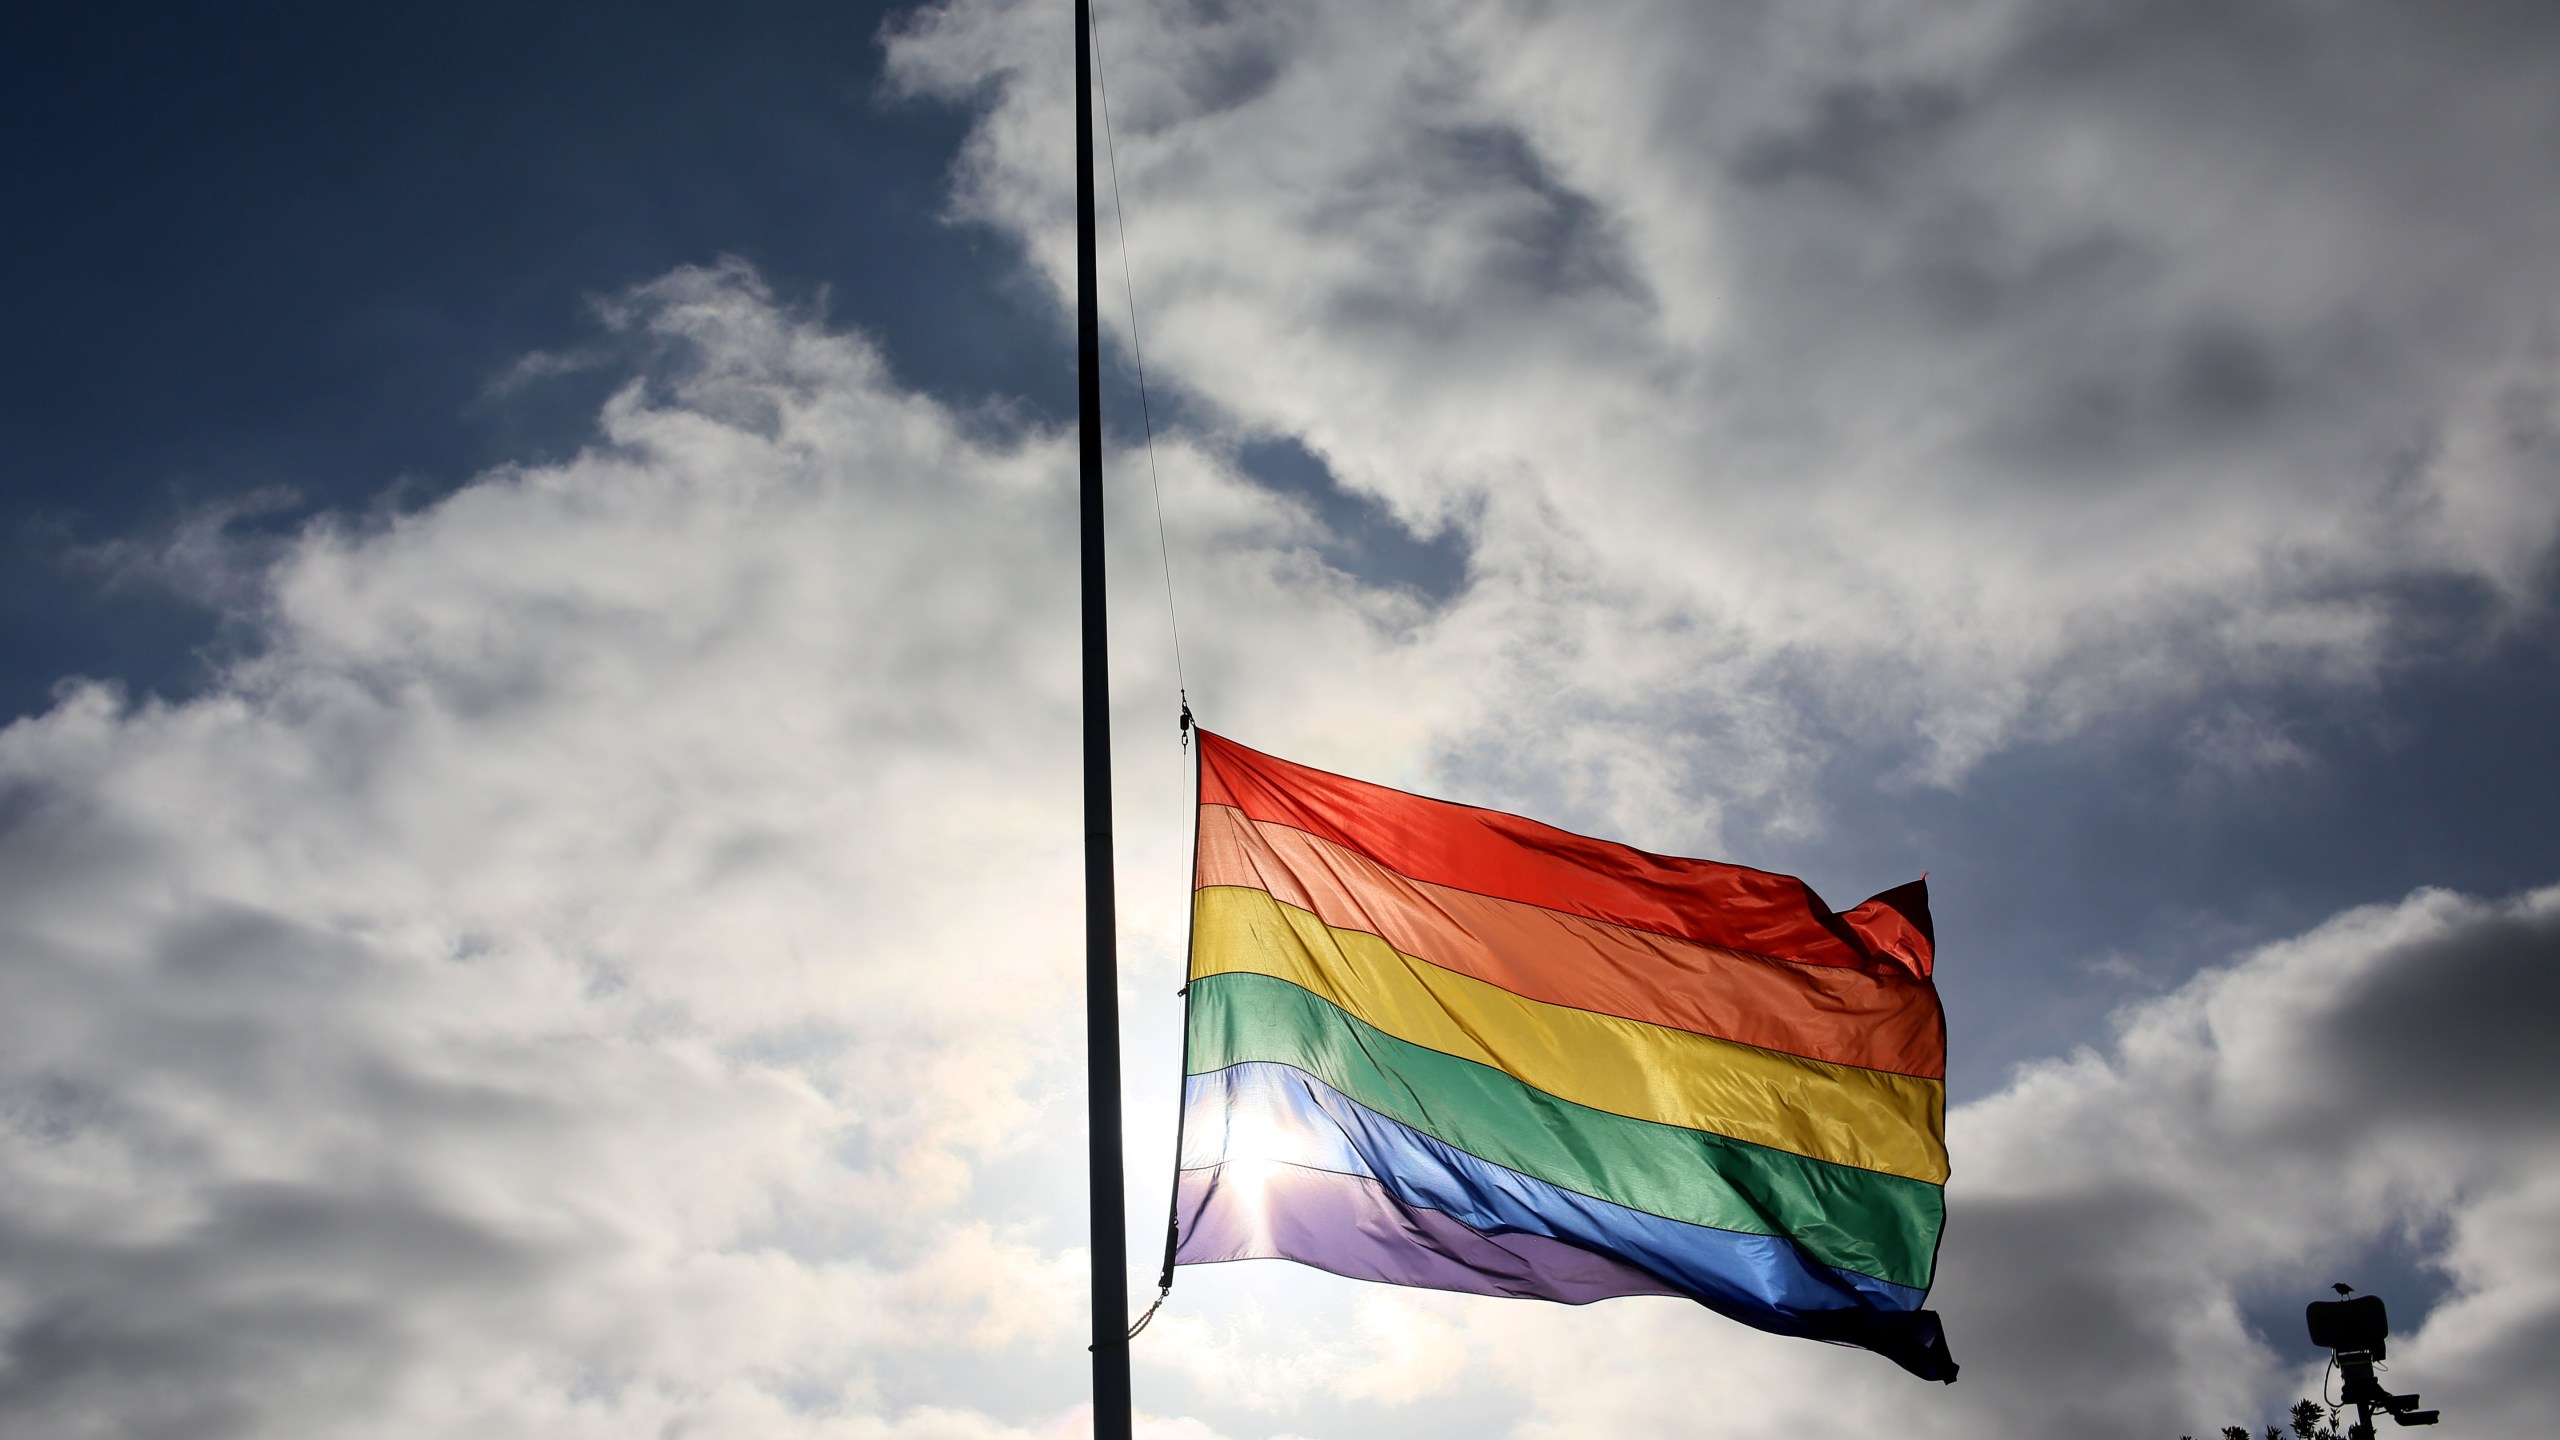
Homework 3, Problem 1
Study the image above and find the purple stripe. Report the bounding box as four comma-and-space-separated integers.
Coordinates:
1174, 1162, 1683, 1304
1178, 1062, 1926, 1313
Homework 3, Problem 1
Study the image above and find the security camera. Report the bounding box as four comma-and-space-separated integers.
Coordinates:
2306, 1294, 2388, 1357
2305, 1291, 2438, 1432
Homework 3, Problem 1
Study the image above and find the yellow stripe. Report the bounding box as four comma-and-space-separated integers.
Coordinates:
1193, 885, 1949, 1184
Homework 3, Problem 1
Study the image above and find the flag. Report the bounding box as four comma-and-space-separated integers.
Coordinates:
1169, 731, 1957, 1381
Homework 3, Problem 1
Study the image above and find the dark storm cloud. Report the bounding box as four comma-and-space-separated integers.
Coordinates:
0, 1185, 565, 1440
1092, 0, 1292, 127
2318, 899, 2560, 1124
1984, 318, 2298, 472
1728, 81, 1967, 194
1932, 1190, 2230, 1422
0, 827, 592, 1434
1933, 886, 2560, 1430
1422, 124, 1642, 303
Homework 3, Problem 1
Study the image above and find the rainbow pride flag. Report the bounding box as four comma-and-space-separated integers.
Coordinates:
1169, 731, 1957, 1381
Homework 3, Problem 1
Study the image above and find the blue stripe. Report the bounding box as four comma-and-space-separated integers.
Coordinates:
1183, 1061, 1927, 1318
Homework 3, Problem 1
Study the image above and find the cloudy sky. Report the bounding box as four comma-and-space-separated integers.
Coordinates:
6, 1, 2559, 1436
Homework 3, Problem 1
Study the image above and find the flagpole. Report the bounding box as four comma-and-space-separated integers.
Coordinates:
1075, 0, 1134, 1436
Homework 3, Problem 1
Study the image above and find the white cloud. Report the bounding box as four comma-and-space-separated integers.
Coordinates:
10, 4, 2560, 1414
0, 263, 1290, 1438
887, 0, 2560, 784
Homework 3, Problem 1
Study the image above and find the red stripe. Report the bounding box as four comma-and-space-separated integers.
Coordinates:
1197, 731, 1934, 977
1195, 806, 1945, 1077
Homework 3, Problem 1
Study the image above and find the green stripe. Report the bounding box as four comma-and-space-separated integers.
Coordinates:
1187, 970, 1942, 1288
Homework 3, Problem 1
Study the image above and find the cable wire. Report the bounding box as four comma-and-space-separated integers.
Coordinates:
1089, 5, 1194, 1342
1087, 1, 1191, 732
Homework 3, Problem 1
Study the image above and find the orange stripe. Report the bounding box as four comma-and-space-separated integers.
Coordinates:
1197, 730, 1933, 977
1195, 804, 1945, 1079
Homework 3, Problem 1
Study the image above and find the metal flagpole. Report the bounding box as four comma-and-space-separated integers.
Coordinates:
1076, 0, 1134, 1436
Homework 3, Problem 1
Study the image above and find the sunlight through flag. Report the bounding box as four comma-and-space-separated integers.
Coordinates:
1170, 731, 1958, 1381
